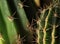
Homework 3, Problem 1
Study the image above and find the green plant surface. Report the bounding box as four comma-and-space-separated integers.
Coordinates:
13, 0, 33, 44
37, 1, 60, 44
0, 0, 17, 44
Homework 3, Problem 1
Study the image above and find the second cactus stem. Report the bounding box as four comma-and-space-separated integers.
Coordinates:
34, 0, 60, 44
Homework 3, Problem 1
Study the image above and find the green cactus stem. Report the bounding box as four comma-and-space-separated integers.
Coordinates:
0, 0, 18, 44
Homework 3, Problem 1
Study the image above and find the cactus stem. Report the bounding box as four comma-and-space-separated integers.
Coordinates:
43, 8, 52, 44
43, 27, 46, 44
51, 24, 56, 44
36, 29, 40, 44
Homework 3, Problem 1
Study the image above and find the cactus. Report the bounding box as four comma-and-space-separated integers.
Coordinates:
35, 0, 60, 44
0, 0, 32, 44
0, 0, 60, 44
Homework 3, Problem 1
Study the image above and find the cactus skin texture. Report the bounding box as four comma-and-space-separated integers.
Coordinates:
0, 0, 18, 44
36, 0, 60, 44
0, 0, 60, 44
0, 0, 32, 44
